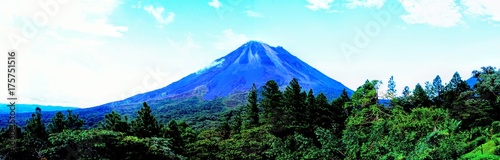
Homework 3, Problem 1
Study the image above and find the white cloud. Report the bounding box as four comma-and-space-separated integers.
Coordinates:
346, 0, 386, 9
131, 0, 143, 8
167, 32, 201, 55
50, 0, 128, 37
306, 0, 334, 11
144, 5, 175, 25
327, 9, 344, 13
245, 10, 263, 17
209, 0, 222, 9
60, 21, 128, 37
0, 0, 128, 38
399, 0, 462, 27
462, 0, 500, 22
214, 29, 249, 51
196, 58, 225, 74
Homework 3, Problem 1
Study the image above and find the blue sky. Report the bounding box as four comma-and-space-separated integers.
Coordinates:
1, 0, 499, 108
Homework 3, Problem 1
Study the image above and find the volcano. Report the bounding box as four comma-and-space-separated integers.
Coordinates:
104, 41, 353, 106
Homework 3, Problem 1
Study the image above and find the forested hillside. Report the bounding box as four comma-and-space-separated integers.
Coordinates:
1, 66, 499, 159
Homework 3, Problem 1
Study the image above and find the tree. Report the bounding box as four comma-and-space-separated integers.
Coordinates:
332, 88, 351, 109
24, 107, 48, 159
47, 110, 85, 134
47, 111, 66, 134
432, 75, 444, 107
178, 121, 197, 146
306, 89, 317, 126
453, 90, 493, 129
218, 122, 231, 140
24, 107, 47, 140
342, 80, 389, 159
261, 80, 282, 121
402, 86, 411, 97
42, 129, 183, 160
303, 89, 322, 147
413, 83, 431, 107
163, 120, 184, 154
331, 89, 350, 133
349, 80, 378, 109
386, 76, 397, 99
231, 108, 243, 134
131, 102, 161, 138
101, 111, 130, 133
245, 83, 259, 128
472, 66, 500, 120
65, 110, 85, 130
424, 81, 436, 99
315, 93, 332, 128
260, 80, 285, 136
443, 72, 471, 110
396, 86, 414, 112
282, 78, 306, 132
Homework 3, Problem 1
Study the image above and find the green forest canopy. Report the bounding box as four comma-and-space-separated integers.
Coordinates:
1, 66, 500, 159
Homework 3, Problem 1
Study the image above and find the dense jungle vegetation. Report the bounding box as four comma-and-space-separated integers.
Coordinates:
1, 66, 500, 159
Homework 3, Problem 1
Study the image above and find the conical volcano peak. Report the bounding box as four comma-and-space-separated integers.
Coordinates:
241, 40, 277, 53
223, 40, 278, 66
243, 40, 269, 47
108, 41, 353, 106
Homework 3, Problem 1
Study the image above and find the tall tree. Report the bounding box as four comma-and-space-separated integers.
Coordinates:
245, 83, 259, 128
306, 89, 317, 126
432, 75, 444, 107
260, 80, 285, 137
101, 111, 130, 133
443, 72, 471, 109
65, 110, 85, 130
304, 89, 323, 146
218, 121, 231, 140
47, 111, 66, 134
331, 89, 351, 133
413, 83, 431, 107
164, 120, 184, 154
398, 86, 413, 112
349, 80, 378, 109
472, 67, 500, 108
315, 93, 332, 128
232, 108, 243, 134
402, 86, 411, 97
47, 110, 85, 134
424, 81, 436, 99
332, 88, 350, 112
131, 102, 161, 138
471, 66, 500, 121
342, 80, 389, 159
261, 80, 283, 122
282, 78, 306, 133
24, 107, 48, 159
386, 76, 397, 99
24, 107, 47, 140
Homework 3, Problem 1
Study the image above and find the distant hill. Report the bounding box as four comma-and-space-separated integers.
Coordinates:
0, 103, 77, 114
